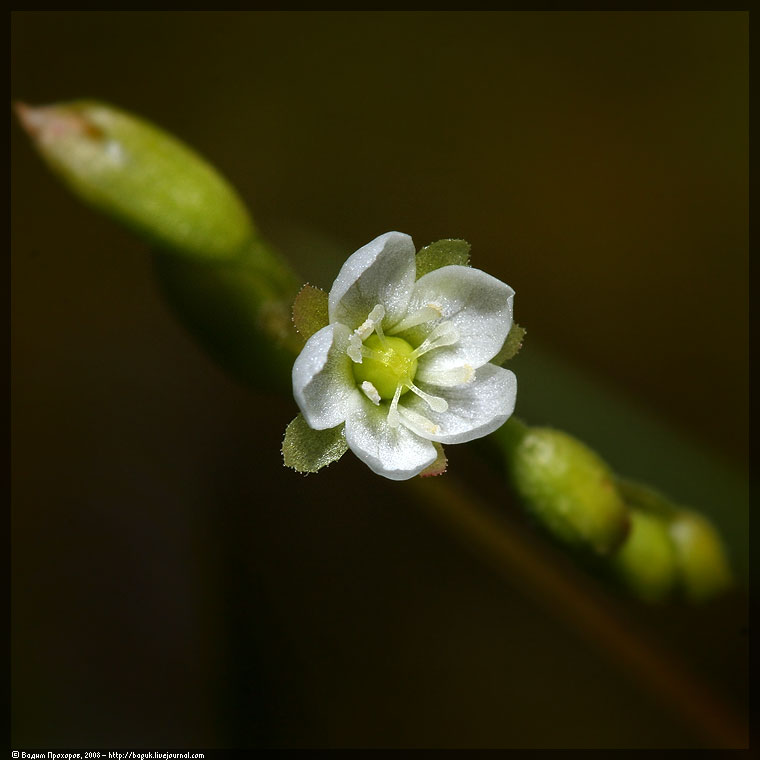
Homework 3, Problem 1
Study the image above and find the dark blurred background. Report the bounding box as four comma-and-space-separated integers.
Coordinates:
11, 12, 748, 748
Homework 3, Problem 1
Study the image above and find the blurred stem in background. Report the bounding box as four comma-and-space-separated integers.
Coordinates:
15, 99, 745, 747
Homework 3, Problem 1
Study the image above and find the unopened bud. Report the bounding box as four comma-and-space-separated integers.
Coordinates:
613, 510, 678, 602
16, 100, 254, 260
503, 425, 629, 555
669, 513, 733, 602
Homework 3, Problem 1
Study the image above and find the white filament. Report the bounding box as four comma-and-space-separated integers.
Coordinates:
405, 382, 448, 412
386, 384, 403, 428
412, 320, 459, 358
388, 303, 443, 334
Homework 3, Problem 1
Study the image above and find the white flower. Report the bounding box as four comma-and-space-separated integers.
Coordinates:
292, 231, 517, 480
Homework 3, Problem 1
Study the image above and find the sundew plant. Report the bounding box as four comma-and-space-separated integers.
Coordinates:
16, 99, 733, 607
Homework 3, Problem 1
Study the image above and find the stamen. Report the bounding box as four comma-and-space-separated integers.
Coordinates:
398, 405, 441, 436
366, 304, 386, 344
388, 303, 443, 334
367, 303, 385, 324
405, 381, 449, 413
428, 320, 459, 344
412, 320, 459, 358
347, 333, 364, 363
360, 381, 381, 405
348, 304, 387, 362
355, 303, 385, 339
387, 384, 403, 428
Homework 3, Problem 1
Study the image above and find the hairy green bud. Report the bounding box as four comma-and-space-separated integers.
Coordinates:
17, 100, 254, 260
500, 423, 629, 555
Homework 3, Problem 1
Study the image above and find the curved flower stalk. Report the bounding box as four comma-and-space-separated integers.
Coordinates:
17, 99, 736, 604
289, 232, 517, 480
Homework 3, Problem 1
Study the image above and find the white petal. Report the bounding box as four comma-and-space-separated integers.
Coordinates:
328, 232, 416, 331
400, 265, 514, 376
292, 324, 358, 430
344, 396, 437, 481
402, 363, 517, 444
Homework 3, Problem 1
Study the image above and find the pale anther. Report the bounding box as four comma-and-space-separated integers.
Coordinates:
367, 304, 386, 344
425, 364, 475, 387
355, 304, 385, 339
360, 381, 382, 405
450, 364, 475, 385
405, 382, 449, 413
350, 303, 387, 359
347, 333, 364, 363
367, 303, 385, 323
398, 406, 441, 436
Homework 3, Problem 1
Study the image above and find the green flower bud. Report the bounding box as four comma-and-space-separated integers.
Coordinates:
16, 100, 254, 260
669, 513, 733, 602
501, 423, 629, 555
613, 510, 678, 602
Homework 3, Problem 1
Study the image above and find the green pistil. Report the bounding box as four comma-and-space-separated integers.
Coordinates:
352, 334, 417, 399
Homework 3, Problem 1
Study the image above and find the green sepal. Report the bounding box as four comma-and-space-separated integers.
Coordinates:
492, 322, 527, 365
415, 239, 471, 279
282, 414, 348, 474
419, 442, 447, 478
292, 284, 329, 341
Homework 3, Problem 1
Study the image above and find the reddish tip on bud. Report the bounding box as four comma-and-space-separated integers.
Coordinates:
15, 102, 103, 145
14, 102, 40, 135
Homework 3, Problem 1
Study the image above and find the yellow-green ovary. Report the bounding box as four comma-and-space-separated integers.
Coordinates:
352, 334, 418, 399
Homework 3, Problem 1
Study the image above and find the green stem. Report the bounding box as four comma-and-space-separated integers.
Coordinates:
154, 234, 303, 392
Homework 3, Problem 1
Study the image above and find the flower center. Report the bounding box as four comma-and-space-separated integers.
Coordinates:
352, 334, 418, 400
